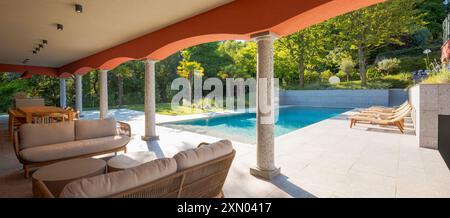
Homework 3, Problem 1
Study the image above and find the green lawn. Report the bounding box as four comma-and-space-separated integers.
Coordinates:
85, 103, 223, 116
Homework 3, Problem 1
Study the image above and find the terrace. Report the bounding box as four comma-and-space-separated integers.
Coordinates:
1, 0, 449, 198
1, 108, 449, 197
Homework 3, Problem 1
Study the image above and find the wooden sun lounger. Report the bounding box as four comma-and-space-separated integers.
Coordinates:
361, 101, 409, 114
349, 106, 412, 133
356, 104, 412, 119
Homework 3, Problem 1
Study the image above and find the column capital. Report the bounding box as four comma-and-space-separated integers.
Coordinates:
250, 31, 279, 41
144, 59, 159, 64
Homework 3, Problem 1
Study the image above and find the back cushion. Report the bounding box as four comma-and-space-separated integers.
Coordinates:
59, 158, 177, 198
173, 139, 233, 171
75, 118, 117, 140
19, 122, 75, 149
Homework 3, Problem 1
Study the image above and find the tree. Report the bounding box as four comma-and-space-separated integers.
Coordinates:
276, 23, 334, 87
156, 52, 182, 103
416, 0, 447, 39
218, 41, 256, 79
182, 42, 232, 78
339, 57, 356, 81
333, 0, 424, 86
111, 63, 133, 107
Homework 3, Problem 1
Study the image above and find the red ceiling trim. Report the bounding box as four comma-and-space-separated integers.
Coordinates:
2, 0, 384, 78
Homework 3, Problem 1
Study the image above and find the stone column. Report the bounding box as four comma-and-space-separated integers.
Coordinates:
59, 78, 66, 108
250, 31, 280, 180
75, 74, 83, 114
142, 59, 159, 141
99, 70, 108, 119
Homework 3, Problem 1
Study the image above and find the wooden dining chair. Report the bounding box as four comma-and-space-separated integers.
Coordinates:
8, 109, 25, 141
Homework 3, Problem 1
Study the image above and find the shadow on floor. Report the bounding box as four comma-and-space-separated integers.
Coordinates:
270, 174, 316, 198
145, 140, 166, 158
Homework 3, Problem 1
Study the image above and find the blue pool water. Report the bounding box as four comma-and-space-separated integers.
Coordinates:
162, 107, 350, 143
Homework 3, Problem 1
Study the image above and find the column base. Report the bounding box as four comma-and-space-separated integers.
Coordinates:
250, 167, 280, 180
141, 135, 159, 141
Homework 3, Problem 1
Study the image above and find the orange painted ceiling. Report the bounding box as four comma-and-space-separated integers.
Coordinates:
0, 0, 384, 78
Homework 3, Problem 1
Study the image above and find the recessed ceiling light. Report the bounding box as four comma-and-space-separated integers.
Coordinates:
75, 4, 83, 13
57, 24, 63, 31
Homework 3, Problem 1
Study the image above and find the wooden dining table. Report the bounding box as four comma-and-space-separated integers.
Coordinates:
17, 106, 71, 123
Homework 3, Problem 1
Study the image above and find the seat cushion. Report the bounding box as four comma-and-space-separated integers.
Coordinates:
75, 118, 117, 140
20, 135, 130, 162
19, 122, 75, 150
59, 158, 177, 198
173, 139, 233, 171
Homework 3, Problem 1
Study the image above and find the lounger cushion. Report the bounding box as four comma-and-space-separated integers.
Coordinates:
173, 139, 233, 171
75, 118, 117, 140
19, 122, 75, 149
19, 135, 129, 162
59, 158, 177, 198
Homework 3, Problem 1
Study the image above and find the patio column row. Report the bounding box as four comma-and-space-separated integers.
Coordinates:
59, 76, 83, 113
250, 31, 280, 180
99, 70, 108, 119
76, 74, 83, 114
59, 78, 66, 108
142, 59, 158, 141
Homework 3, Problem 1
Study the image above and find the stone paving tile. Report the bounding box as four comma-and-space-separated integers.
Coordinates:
1, 109, 449, 198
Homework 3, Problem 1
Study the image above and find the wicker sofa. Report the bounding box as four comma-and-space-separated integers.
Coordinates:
13, 118, 130, 178
34, 140, 235, 198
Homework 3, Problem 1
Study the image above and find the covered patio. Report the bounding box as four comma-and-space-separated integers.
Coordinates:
0, 0, 386, 180
1, 108, 449, 197
1, 0, 449, 198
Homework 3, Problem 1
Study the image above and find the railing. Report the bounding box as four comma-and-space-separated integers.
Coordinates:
443, 13, 450, 44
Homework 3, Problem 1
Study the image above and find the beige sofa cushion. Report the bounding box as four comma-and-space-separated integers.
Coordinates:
173, 139, 233, 171
75, 118, 117, 140
20, 135, 129, 162
19, 122, 75, 149
59, 158, 177, 198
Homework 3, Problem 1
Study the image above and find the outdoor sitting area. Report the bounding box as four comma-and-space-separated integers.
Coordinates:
13, 118, 130, 177
0, 0, 450, 202
34, 140, 235, 198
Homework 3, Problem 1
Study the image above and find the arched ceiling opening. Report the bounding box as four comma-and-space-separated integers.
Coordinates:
0, 0, 384, 78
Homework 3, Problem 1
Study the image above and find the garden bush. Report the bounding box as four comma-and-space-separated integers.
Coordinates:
339, 57, 356, 81
335, 70, 347, 81
422, 68, 450, 84
376, 58, 401, 75
319, 70, 333, 82
376, 72, 413, 88
366, 66, 382, 79
412, 28, 432, 46
304, 70, 320, 84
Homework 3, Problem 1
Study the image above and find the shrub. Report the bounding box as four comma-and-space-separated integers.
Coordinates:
320, 70, 333, 82
422, 68, 450, 84
335, 71, 347, 81
339, 57, 356, 81
304, 70, 320, 84
376, 58, 401, 75
378, 72, 413, 88
412, 28, 432, 46
367, 66, 382, 80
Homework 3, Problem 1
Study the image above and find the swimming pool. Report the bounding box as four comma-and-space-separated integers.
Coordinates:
161, 106, 351, 143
